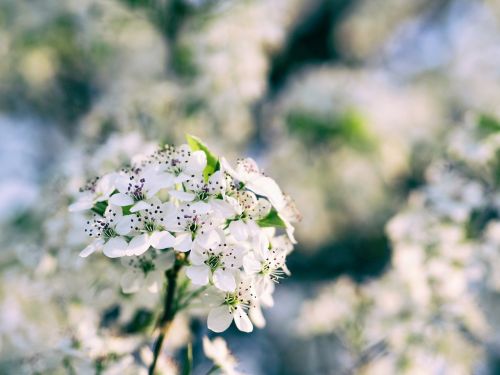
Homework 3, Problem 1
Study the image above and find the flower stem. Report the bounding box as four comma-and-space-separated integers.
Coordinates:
148, 260, 182, 375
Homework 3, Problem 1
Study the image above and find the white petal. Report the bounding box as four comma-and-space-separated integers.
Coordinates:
168, 190, 195, 202
207, 306, 233, 333
130, 200, 149, 212
115, 175, 131, 194
174, 233, 192, 252
155, 251, 176, 270
69, 195, 94, 212
190, 201, 212, 215
116, 215, 135, 236
103, 237, 129, 258
220, 157, 241, 180
150, 231, 176, 250
186, 265, 210, 285
145, 272, 163, 293
229, 220, 248, 241
109, 193, 134, 207
121, 270, 144, 294
249, 306, 266, 328
243, 255, 261, 275
127, 234, 150, 256
187, 150, 207, 173
189, 246, 208, 265
247, 176, 285, 210
196, 229, 220, 249
79, 239, 104, 258
96, 173, 117, 197
210, 199, 236, 218
233, 306, 253, 332
213, 269, 236, 292
144, 172, 175, 196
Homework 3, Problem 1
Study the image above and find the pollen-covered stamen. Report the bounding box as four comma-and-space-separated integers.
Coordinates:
187, 215, 199, 233
259, 248, 287, 282
127, 176, 147, 202
79, 177, 99, 193
84, 212, 119, 239
224, 292, 240, 312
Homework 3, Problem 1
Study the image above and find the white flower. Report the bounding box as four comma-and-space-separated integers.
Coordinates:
186, 239, 244, 291
226, 190, 271, 241
207, 277, 256, 333
203, 336, 242, 375
109, 168, 174, 213
120, 250, 175, 293
243, 239, 288, 296
222, 157, 285, 210
69, 173, 117, 212
147, 144, 207, 183
71, 137, 299, 336
116, 198, 176, 256
80, 205, 129, 258
164, 202, 222, 252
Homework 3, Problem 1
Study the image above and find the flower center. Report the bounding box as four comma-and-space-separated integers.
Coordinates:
103, 226, 117, 239
205, 253, 222, 272
138, 258, 155, 274
224, 292, 239, 309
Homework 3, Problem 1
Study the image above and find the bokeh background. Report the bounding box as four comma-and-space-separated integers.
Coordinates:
3, 0, 500, 373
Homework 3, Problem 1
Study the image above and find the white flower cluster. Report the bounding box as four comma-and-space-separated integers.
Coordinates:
70, 135, 299, 333
296, 114, 500, 374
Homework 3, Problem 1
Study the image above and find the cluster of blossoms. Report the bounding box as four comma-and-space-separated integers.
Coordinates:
70, 135, 299, 334
296, 114, 500, 374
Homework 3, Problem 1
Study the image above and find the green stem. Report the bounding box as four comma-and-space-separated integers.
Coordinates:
206, 365, 220, 375
148, 261, 182, 375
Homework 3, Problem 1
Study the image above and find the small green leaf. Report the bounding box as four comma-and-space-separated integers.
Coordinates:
478, 113, 500, 136
186, 134, 219, 180
257, 208, 286, 228
91, 201, 108, 216
122, 204, 133, 215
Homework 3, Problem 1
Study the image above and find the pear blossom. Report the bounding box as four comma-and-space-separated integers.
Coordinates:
80, 205, 128, 258
116, 199, 176, 256
186, 239, 245, 291
71, 137, 299, 336
147, 144, 207, 183
203, 336, 243, 375
207, 277, 256, 333
226, 190, 271, 241
109, 168, 174, 213
69, 173, 117, 212
120, 250, 175, 293
164, 202, 222, 252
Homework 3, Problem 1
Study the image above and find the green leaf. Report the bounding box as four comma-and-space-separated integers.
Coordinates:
186, 134, 219, 180
257, 208, 286, 228
91, 201, 108, 216
478, 113, 500, 136
122, 204, 133, 216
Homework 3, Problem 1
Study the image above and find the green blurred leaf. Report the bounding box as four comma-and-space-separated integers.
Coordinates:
186, 134, 219, 180
478, 113, 500, 137
286, 109, 374, 151
257, 208, 286, 228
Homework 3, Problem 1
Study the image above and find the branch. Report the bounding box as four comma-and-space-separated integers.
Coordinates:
148, 260, 182, 375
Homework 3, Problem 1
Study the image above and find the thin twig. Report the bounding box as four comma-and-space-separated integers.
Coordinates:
148, 261, 182, 375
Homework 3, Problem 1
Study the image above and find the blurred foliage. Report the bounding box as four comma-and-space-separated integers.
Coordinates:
286, 109, 375, 151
